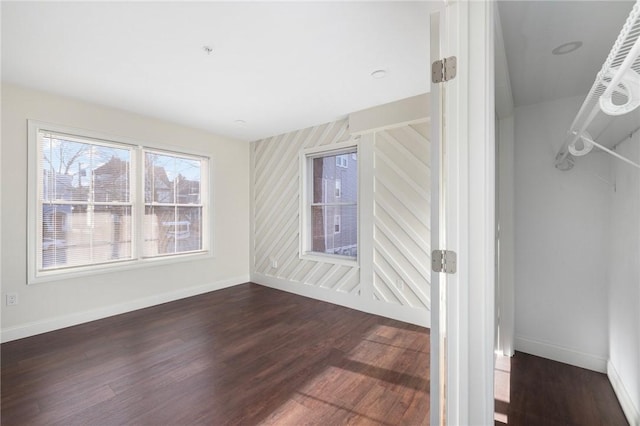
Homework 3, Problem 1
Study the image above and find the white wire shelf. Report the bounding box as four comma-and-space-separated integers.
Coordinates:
555, 0, 640, 171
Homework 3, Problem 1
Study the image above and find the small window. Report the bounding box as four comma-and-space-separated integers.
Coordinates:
302, 146, 357, 261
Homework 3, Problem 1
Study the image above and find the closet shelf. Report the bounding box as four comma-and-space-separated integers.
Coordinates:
555, 0, 640, 171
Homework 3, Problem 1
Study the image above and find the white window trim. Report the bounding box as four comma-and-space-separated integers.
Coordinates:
27, 120, 213, 284
299, 141, 359, 267
142, 148, 210, 260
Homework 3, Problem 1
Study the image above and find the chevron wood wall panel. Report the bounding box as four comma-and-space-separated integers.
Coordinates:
373, 123, 431, 309
251, 117, 430, 315
252, 119, 360, 294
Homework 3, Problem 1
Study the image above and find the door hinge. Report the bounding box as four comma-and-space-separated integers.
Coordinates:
432, 56, 457, 83
432, 250, 457, 274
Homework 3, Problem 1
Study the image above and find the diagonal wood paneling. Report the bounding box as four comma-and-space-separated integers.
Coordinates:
252, 119, 359, 293
252, 117, 430, 314
373, 122, 431, 309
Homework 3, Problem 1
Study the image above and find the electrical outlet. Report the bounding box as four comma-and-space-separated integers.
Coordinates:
6, 293, 18, 306
271, 258, 278, 269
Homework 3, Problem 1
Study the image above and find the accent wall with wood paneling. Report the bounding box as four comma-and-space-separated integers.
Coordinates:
250, 111, 430, 326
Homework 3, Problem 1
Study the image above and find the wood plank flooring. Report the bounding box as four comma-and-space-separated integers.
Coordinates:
1, 283, 430, 425
495, 352, 628, 426
2, 282, 629, 425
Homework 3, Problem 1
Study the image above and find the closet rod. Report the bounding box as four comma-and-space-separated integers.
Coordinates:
581, 135, 640, 170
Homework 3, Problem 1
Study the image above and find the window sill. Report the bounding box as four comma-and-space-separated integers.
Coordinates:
29, 250, 212, 285
299, 252, 359, 268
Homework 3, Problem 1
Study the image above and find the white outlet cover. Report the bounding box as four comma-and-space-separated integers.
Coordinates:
6, 293, 18, 306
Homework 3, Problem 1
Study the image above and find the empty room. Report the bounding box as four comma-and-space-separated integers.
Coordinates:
1, 1, 639, 426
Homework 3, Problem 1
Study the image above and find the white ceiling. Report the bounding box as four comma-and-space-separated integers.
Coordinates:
2, 1, 438, 142
498, 0, 635, 108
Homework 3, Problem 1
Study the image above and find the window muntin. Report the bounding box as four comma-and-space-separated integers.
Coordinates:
305, 147, 357, 260
30, 123, 210, 282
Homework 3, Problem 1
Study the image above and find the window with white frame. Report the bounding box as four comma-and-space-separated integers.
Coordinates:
29, 122, 209, 282
336, 154, 348, 168
144, 151, 205, 257
302, 146, 357, 260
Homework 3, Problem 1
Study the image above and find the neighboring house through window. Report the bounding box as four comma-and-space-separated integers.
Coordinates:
144, 150, 204, 257
301, 144, 357, 262
28, 121, 210, 283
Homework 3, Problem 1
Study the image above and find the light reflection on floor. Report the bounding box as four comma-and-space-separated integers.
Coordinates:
494, 354, 512, 425
259, 324, 429, 425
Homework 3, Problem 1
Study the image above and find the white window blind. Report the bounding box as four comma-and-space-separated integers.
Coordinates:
38, 131, 134, 272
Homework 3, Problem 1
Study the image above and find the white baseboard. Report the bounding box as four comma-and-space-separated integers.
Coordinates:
608, 360, 640, 426
251, 272, 429, 328
1, 275, 249, 343
514, 335, 607, 373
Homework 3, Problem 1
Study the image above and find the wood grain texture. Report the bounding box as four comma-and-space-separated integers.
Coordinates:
3, 285, 627, 425
1, 283, 429, 425
495, 352, 628, 426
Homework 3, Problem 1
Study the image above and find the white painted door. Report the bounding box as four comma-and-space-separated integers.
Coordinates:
430, 2, 496, 424
429, 7, 448, 426
431, 2, 496, 424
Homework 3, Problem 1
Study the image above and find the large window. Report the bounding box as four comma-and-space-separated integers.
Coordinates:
29, 121, 210, 282
302, 145, 358, 261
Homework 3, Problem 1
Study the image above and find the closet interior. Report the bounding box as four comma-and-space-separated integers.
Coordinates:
497, 0, 640, 423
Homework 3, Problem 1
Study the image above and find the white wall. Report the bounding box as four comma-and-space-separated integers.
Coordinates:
250, 97, 431, 326
1, 84, 250, 342
494, 3, 515, 357
497, 115, 515, 356
514, 96, 611, 372
608, 129, 640, 425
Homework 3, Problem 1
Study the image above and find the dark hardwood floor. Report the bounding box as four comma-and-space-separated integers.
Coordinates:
1, 283, 429, 425
2, 283, 629, 425
495, 352, 628, 426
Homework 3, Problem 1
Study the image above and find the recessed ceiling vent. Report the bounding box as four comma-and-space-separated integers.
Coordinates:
552, 41, 583, 55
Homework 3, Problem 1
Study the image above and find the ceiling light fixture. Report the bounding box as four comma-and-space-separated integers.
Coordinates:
234, 119, 246, 126
371, 69, 387, 79
552, 41, 583, 55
